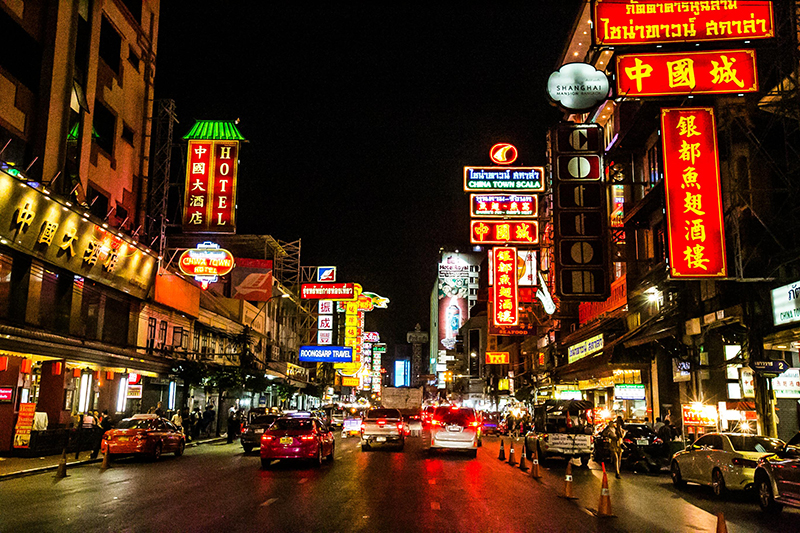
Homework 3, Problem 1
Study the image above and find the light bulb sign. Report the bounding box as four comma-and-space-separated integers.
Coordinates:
471, 194, 537, 218
178, 242, 234, 289
463, 167, 545, 192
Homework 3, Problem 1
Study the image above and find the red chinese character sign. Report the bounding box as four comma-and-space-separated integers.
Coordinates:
492, 247, 518, 327
594, 1, 774, 46
661, 107, 727, 278
183, 140, 238, 233
617, 49, 758, 97
470, 220, 538, 245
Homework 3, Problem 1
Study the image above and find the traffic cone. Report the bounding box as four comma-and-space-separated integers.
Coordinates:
101, 449, 111, 469
507, 443, 516, 466
518, 447, 528, 471
55, 449, 68, 478
563, 460, 576, 499
530, 447, 541, 478
716, 512, 728, 533
498, 439, 506, 461
597, 462, 613, 517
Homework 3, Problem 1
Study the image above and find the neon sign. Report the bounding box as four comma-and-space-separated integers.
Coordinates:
471, 194, 537, 218
616, 49, 758, 97
183, 140, 238, 233
492, 247, 518, 327
661, 107, 727, 278
486, 351, 510, 364
471, 220, 538, 245
179, 242, 234, 289
463, 167, 545, 192
489, 143, 518, 165
301, 282, 358, 300
594, 0, 774, 46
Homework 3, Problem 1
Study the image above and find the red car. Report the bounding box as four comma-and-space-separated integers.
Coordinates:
100, 414, 185, 460
260, 416, 335, 468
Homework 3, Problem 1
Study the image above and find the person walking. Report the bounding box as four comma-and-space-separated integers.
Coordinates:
181, 408, 193, 442
191, 407, 202, 441
202, 404, 216, 437
607, 416, 626, 479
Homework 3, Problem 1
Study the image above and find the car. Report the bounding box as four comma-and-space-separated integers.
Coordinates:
100, 414, 185, 460
593, 422, 664, 472
754, 440, 800, 513
481, 413, 502, 436
426, 406, 481, 456
671, 432, 784, 497
240, 413, 280, 453
524, 400, 594, 466
360, 408, 405, 450
260, 416, 335, 468
399, 408, 423, 436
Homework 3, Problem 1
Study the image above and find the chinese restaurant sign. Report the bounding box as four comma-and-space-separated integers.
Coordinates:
463, 167, 545, 192
13, 403, 36, 448
183, 140, 239, 233
486, 351, 510, 364
471, 220, 538, 245
0, 169, 156, 299
594, 0, 774, 46
492, 247, 518, 327
301, 282, 358, 300
661, 107, 727, 278
471, 194, 537, 218
617, 49, 758, 97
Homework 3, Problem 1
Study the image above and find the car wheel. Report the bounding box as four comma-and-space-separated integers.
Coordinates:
242, 444, 254, 454
757, 475, 783, 513
175, 440, 185, 457
712, 468, 726, 497
261, 458, 271, 469
580, 455, 590, 468
362, 443, 370, 451
671, 461, 685, 489
327, 442, 335, 461
315, 445, 324, 467
151, 442, 162, 461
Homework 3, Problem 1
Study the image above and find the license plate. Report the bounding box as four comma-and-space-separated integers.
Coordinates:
376, 436, 386, 442
117, 437, 129, 442
254, 429, 264, 434
448, 425, 462, 432
280, 436, 293, 445
636, 439, 649, 446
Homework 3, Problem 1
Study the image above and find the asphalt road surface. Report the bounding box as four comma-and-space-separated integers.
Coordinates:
1, 435, 798, 532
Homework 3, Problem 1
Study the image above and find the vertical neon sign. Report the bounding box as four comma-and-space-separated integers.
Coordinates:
493, 246, 518, 326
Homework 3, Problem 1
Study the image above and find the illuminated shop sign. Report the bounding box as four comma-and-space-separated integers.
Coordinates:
594, 0, 774, 46
301, 282, 358, 300
0, 169, 156, 299
299, 346, 353, 363
682, 403, 718, 426
178, 242, 234, 289
183, 140, 238, 233
547, 63, 610, 111
771, 280, 800, 326
486, 351, 510, 364
363, 331, 380, 343
662, 107, 727, 278
568, 334, 604, 364
471, 220, 538, 245
488, 248, 537, 286
471, 194, 537, 218
614, 384, 646, 400
617, 49, 758, 97
490, 143, 518, 165
317, 266, 336, 282
0, 387, 13, 402
341, 376, 360, 387
492, 247, 518, 327
463, 167, 545, 192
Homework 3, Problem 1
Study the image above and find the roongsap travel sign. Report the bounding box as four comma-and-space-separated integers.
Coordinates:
547, 63, 610, 111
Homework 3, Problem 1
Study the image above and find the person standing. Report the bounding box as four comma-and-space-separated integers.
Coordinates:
171, 410, 183, 432
191, 407, 202, 441
607, 416, 626, 479
181, 408, 193, 442
203, 404, 216, 437
227, 410, 239, 444
81, 411, 97, 459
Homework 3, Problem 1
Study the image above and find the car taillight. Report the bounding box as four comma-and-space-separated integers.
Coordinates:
360, 422, 366, 433
470, 421, 480, 427
623, 438, 634, 445
300, 435, 315, 441
432, 419, 443, 426
732, 457, 758, 468
653, 437, 663, 445
397, 422, 404, 431
377, 419, 386, 427
261, 435, 275, 442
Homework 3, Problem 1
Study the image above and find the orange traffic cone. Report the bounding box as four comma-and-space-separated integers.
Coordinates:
101, 449, 111, 470
530, 447, 541, 478
498, 439, 506, 461
563, 460, 576, 499
597, 462, 613, 517
716, 512, 728, 533
507, 443, 516, 466
55, 449, 68, 478
519, 447, 528, 471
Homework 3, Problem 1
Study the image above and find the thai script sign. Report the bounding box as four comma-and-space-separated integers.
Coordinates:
183, 140, 238, 233
471, 220, 538, 245
299, 346, 353, 363
594, 0, 774, 46
771, 280, 800, 326
662, 107, 727, 278
568, 334, 604, 364
492, 247, 518, 327
301, 282, 358, 300
617, 49, 758, 97
463, 167, 545, 192
471, 194, 537, 218
614, 384, 646, 400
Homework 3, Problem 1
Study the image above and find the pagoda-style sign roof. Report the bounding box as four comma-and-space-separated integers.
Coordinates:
182, 119, 246, 141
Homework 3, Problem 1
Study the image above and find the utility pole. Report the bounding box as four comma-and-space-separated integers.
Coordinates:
745, 288, 778, 438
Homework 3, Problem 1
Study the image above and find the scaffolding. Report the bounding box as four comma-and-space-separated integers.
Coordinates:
146, 99, 177, 259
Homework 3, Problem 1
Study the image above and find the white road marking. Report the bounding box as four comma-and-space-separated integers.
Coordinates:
260, 498, 279, 507
431, 502, 441, 510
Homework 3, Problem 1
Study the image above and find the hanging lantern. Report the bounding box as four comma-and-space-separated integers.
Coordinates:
0, 356, 7, 372
52, 362, 63, 375
73, 368, 81, 378
93, 370, 100, 381
20, 359, 32, 374
106, 371, 115, 381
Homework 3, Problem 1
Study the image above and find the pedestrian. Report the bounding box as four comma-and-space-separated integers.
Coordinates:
227, 410, 239, 444
171, 409, 183, 432
191, 407, 202, 440
154, 401, 165, 417
92, 410, 112, 459
181, 408, 193, 442
607, 416, 626, 479
653, 417, 664, 434
81, 411, 99, 459
203, 404, 216, 437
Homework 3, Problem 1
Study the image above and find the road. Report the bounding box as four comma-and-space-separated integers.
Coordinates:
0, 435, 798, 532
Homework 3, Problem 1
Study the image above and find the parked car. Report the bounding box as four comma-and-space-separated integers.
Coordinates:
260, 416, 335, 468
671, 432, 784, 497
101, 414, 185, 460
240, 413, 280, 453
360, 408, 405, 450
481, 413, 502, 436
425, 406, 481, 457
593, 423, 664, 473
754, 440, 800, 513
524, 400, 594, 466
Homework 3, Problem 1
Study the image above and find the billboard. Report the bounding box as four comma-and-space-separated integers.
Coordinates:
298, 346, 353, 363
183, 140, 238, 233
492, 247, 518, 327
471, 194, 537, 218
616, 49, 758, 97
593, 0, 774, 46
470, 220, 538, 245
463, 167, 545, 192
438, 254, 470, 351
661, 107, 727, 278
231, 258, 273, 301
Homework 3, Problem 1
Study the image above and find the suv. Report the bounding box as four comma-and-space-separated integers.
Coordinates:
754, 441, 800, 513
240, 413, 280, 453
524, 400, 593, 467
360, 408, 405, 450
426, 406, 481, 456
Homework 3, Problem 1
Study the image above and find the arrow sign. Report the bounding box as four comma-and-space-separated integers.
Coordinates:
751, 359, 790, 376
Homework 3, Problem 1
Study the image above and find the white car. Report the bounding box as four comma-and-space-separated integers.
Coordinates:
425, 406, 481, 457
671, 432, 784, 496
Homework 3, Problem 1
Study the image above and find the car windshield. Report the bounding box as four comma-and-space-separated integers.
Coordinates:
728, 435, 784, 453
251, 415, 277, 426
366, 409, 401, 419
116, 418, 154, 430
434, 408, 477, 426
271, 418, 314, 431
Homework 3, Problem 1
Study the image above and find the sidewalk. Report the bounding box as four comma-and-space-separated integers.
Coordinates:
0, 435, 227, 481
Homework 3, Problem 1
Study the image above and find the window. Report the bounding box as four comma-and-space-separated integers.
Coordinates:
102, 293, 130, 345
79, 279, 101, 340
193, 330, 200, 352
39, 267, 72, 334
127, 48, 140, 71
87, 184, 109, 220
0, 7, 42, 91
121, 0, 143, 24
115, 204, 128, 224
173, 326, 183, 348
646, 142, 662, 186
158, 321, 167, 345
0, 253, 14, 319
99, 17, 121, 74
121, 123, 135, 145
147, 317, 157, 348
92, 101, 116, 156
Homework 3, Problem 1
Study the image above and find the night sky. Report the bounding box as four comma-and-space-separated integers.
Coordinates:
154, 3, 583, 347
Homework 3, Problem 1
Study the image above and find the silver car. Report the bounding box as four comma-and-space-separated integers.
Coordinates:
426, 406, 481, 457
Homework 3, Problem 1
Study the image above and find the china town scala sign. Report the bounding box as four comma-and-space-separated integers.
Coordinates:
178, 242, 234, 289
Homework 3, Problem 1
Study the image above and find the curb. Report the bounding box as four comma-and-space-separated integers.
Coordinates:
0, 437, 227, 481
